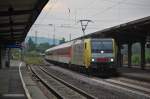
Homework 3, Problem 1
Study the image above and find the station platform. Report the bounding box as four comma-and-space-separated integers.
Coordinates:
0, 60, 48, 99
118, 66, 150, 82
0, 60, 27, 99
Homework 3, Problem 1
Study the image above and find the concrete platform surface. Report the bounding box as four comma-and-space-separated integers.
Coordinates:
118, 66, 150, 82
0, 60, 48, 99
0, 63, 26, 99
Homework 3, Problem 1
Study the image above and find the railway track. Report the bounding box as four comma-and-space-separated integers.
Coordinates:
30, 65, 97, 99
43, 64, 150, 99
46, 63, 150, 97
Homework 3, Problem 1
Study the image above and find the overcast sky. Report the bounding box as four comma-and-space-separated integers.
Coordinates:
27, 0, 150, 41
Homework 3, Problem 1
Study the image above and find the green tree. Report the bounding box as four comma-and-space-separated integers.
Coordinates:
59, 37, 65, 44
28, 37, 36, 51
37, 43, 50, 53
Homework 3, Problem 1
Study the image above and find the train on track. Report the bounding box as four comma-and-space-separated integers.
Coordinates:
45, 38, 118, 75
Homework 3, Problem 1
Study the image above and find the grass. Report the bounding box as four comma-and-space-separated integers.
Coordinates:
23, 51, 44, 65
132, 54, 140, 65
24, 56, 44, 65
123, 51, 150, 65
132, 51, 150, 65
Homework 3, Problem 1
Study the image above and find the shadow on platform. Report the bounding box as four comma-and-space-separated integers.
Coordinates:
118, 65, 150, 82
0, 62, 26, 99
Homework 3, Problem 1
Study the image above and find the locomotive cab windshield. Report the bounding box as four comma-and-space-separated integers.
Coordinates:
91, 39, 113, 53
91, 39, 115, 64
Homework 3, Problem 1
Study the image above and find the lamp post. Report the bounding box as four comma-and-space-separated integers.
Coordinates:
49, 24, 56, 46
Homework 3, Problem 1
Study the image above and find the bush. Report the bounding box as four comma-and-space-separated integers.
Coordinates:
132, 54, 140, 65
146, 52, 150, 63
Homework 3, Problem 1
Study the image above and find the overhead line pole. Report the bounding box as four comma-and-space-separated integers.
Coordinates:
49, 24, 56, 46
78, 19, 93, 36
53, 25, 55, 45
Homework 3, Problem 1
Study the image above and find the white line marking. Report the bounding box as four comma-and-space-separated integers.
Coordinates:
19, 62, 32, 99
2, 94, 25, 97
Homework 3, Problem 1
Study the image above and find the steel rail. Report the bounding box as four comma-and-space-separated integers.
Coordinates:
29, 66, 63, 99
39, 66, 98, 99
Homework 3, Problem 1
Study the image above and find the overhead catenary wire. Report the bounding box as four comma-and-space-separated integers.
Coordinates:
33, 23, 100, 30
90, 0, 125, 18
29, 0, 150, 40
30, 0, 57, 34
77, 0, 150, 19
38, 0, 58, 24
82, 0, 99, 9
35, 17, 129, 22
104, 0, 150, 7
75, 0, 150, 11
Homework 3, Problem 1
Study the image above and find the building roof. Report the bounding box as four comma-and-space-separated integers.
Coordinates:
79, 16, 150, 44
0, 0, 48, 45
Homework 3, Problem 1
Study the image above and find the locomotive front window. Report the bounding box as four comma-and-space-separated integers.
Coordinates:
92, 40, 113, 52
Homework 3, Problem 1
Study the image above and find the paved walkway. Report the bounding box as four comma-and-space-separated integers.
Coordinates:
0, 60, 26, 99
118, 66, 150, 82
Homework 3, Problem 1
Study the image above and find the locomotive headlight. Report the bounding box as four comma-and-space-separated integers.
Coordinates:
110, 58, 114, 62
92, 58, 95, 62
101, 50, 104, 54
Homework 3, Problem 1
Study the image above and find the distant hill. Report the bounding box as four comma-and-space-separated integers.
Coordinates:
25, 36, 59, 45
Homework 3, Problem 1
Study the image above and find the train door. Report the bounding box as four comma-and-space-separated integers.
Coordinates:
84, 39, 92, 68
